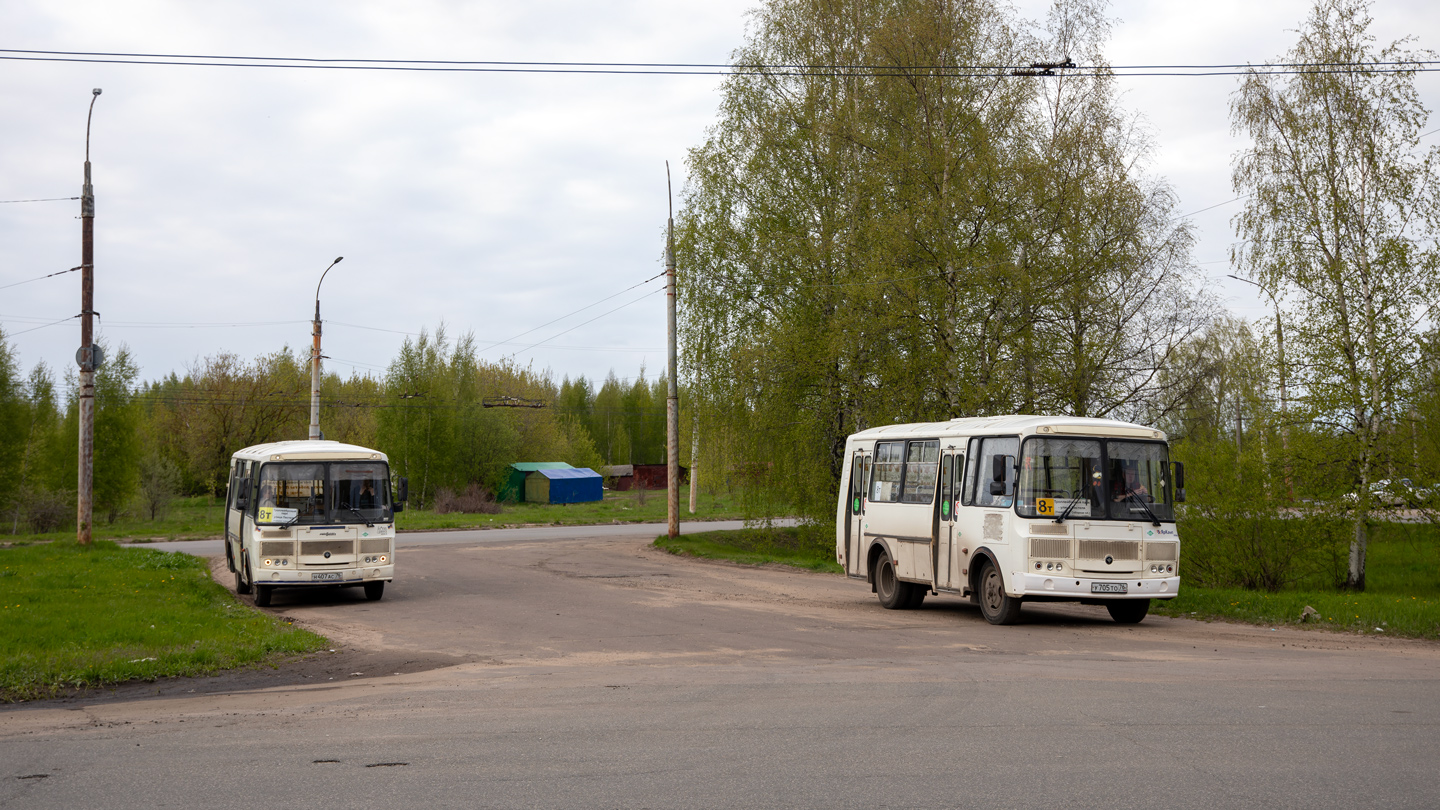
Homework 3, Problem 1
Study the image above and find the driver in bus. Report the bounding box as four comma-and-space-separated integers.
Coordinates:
358, 480, 377, 509
258, 480, 277, 508
1112, 464, 1149, 501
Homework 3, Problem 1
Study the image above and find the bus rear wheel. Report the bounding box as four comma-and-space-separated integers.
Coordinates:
1106, 599, 1150, 624
875, 557, 909, 610
977, 561, 1022, 625
364, 581, 385, 601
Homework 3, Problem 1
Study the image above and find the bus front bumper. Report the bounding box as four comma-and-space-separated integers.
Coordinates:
1017, 572, 1178, 599
254, 565, 394, 585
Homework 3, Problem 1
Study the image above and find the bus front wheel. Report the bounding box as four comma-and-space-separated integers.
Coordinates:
978, 561, 1022, 625
364, 581, 385, 601
235, 553, 253, 595
1106, 599, 1150, 624
253, 584, 273, 607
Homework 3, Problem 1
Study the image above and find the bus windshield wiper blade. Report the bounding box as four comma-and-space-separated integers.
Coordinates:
341, 502, 374, 527
1125, 490, 1162, 526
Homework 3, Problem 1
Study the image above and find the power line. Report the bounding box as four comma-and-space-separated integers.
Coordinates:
0, 264, 82, 292
1, 49, 1435, 77
3, 314, 77, 337
475, 271, 665, 355
0, 196, 79, 204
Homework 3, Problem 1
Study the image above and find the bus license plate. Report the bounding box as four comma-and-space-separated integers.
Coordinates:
311, 572, 343, 582
1091, 582, 1127, 594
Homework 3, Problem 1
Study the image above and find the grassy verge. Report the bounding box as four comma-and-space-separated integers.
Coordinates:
654, 524, 842, 573
0, 540, 327, 702
1149, 587, 1439, 638
396, 486, 753, 531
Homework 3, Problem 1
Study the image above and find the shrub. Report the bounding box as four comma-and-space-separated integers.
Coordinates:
432, 482, 502, 515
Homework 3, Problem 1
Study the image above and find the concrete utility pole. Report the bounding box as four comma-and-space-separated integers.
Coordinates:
310, 256, 343, 440
665, 163, 679, 539
77, 88, 101, 546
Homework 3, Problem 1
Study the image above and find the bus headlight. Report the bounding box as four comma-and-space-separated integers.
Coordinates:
263, 559, 273, 567
379, 555, 387, 563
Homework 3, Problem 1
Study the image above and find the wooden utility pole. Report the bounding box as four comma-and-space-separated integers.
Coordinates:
77, 88, 101, 546
665, 163, 679, 539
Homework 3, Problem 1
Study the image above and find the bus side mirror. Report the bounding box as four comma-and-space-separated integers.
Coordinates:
235, 479, 250, 510
1173, 462, 1186, 503
393, 477, 409, 512
989, 455, 1010, 496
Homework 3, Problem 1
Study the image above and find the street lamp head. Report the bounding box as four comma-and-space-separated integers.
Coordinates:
92, 88, 102, 96
334, 256, 343, 264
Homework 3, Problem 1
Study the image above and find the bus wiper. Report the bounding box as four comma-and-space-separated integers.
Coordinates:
1124, 490, 1162, 527
341, 502, 374, 527
1054, 491, 1083, 524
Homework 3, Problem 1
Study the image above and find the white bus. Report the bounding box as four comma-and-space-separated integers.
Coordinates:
836, 415, 1184, 624
223, 440, 408, 607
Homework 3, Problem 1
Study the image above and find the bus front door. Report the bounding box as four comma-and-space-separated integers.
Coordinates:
846, 451, 869, 577
936, 451, 955, 589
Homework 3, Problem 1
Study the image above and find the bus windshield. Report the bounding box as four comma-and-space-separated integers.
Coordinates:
256, 461, 392, 525
1017, 437, 1173, 522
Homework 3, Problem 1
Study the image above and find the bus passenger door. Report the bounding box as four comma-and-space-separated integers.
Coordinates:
846, 451, 869, 577
937, 451, 957, 589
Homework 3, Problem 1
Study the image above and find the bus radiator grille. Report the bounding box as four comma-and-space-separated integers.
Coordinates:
301, 540, 355, 557
260, 541, 295, 558
359, 537, 389, 554
1078, 540, 1140, 561
1028, 537, 1072, 559
1145, 542, 1178, 561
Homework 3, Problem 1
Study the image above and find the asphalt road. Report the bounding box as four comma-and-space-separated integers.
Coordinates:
4, 524, 1438, 809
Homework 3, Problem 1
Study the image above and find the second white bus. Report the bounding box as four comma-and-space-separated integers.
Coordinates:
837, 415, 1184, 624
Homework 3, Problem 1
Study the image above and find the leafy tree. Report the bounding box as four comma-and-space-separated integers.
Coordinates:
1230, 0, 1440, 589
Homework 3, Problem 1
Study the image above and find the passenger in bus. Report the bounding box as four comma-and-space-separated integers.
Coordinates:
258, 480, 277, 508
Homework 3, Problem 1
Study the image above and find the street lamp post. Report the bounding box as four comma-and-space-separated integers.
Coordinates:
1229, 273, 1293, 500
310, 256, 343, 441
77, 87, 101, 546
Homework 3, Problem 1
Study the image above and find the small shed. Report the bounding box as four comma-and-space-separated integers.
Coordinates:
501, 462, 573, 503
524, 467, 603, 505
607, 463, 688, 491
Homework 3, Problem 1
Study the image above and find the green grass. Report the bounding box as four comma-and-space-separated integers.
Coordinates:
654, 524, 842, 573
396, 486, 753, 531
0, 540, 328, 702
1, 494, 229, 545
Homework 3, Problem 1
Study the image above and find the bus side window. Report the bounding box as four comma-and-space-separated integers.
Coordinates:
953, 454, 965, 507
960, 438, 980, 506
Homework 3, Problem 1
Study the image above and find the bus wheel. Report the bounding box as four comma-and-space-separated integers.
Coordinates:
235, 553, 253, 595
253, 584, 273, 607
1106, 599, 1150, 624
977, 561, 1022, 625
363, 581, 385, 601
875, 557, 908, 610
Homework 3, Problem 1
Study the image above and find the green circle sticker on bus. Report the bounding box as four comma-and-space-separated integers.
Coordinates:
942, 501, 950, 518
853, 497, 860, 511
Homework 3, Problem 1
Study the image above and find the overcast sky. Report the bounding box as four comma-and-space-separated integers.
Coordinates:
2, 0, 1437, 393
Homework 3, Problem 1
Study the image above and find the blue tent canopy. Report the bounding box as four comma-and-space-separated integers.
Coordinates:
525, 467, 603, 504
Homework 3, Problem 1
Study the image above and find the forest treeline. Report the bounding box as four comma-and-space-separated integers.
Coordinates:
0, 324, 678, 530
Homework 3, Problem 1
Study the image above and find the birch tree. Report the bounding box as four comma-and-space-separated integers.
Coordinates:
1230, 0, 1440, 589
